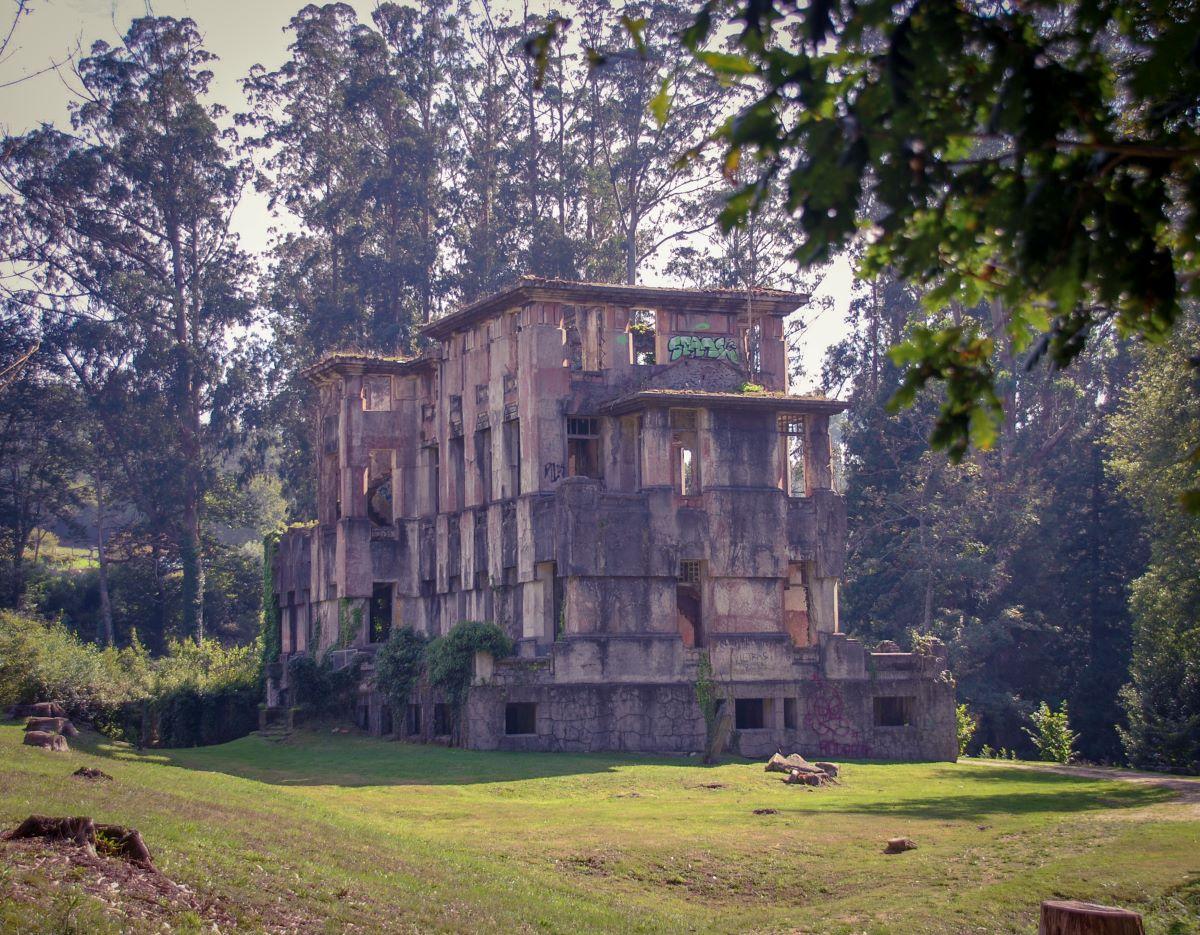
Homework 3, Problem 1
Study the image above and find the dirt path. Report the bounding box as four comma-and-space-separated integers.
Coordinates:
965, 759, 1200, 804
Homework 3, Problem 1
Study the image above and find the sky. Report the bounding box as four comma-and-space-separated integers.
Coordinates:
1, 0, 857, 388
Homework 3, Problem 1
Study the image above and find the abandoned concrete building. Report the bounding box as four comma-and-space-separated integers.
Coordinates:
266, 277, 956, 760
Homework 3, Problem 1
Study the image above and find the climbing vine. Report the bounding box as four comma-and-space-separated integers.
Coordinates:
259, 533, 281, 682
373, 627, 428, 715
426, 621, 514, 723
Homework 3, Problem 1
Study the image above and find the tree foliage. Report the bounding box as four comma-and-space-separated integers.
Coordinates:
1108, 311, 1200, 773
676, 0, 1200, 466
0, 16, 257, 638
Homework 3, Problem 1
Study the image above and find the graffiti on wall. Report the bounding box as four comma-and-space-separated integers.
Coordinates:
667, 334, 739, 363
805, 673, 870, 758
542, 462, 567, 483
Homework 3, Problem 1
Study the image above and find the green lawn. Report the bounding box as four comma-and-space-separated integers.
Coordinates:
1, 724, 1197, 934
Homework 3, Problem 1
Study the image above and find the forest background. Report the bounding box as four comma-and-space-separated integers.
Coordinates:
0, 0, 1196, 770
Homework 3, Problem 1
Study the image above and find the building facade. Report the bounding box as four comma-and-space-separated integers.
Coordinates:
268, 278, 956, 760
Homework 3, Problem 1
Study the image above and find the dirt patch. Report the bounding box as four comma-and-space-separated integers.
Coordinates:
0, 838, 237, 930
979, 762, 1200, 806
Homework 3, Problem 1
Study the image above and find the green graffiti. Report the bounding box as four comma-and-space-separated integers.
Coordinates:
667, 334, 739, 363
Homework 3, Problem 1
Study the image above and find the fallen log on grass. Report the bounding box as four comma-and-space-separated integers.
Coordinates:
3, 815, 155, 870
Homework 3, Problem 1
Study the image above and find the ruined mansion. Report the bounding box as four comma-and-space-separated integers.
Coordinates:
267, 278, 956, 760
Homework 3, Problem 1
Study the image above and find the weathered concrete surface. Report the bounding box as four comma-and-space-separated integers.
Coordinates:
268, 279, 956, 760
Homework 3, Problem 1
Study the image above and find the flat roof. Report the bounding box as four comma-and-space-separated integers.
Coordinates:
421, 276, 809, 341
603, 389, 848, 416
301, 351, 432, 385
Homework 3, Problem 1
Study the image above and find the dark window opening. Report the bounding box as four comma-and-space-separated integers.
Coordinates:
783, 697, 797, 730
630, 309, 656, 365
286, 590, 297, 651
356, 703, 370, 731
433, 703, 452, 736
450, 436, 465, 510
406, 703, 422, 736
567, 417, 602, 480
428, 444, 440, 514
735, 698, 766, 731
676, 560, 703, 648
505, 702, 537, 736
476, 427, 493, 504
670, 409, 700, 496
369, 583, 392, 643
275, 605, 284, 654
874, 696, 914, 727
380, 704, 393, 736
504, 419, 521, 497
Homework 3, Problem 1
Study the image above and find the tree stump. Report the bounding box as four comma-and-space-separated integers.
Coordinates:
1039, 900, 1145, 935
3, 815, 155, 870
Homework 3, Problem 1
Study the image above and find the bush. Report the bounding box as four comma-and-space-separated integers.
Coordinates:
0, 610, 136, 719
0, 610, 260, 748
1024, 701, 1079, 764
287, 653, 361, 716
373, 627, 428, 716
426, 621, 513, 712
956, 703, 978, 757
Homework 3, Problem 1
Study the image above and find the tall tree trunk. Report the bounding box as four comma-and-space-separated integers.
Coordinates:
94, 469, 114, 646
168, 210, 204, 642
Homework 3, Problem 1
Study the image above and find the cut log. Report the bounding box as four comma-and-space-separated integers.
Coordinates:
3, 815, 154, 871
23, 730, 68, 752
24, 717, 78, 736
814, 761, 840, 778
1038, 900, 1145, 935
884, 837, 917, 853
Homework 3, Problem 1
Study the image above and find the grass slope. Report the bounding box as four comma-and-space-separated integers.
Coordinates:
0, 724, 1197, 934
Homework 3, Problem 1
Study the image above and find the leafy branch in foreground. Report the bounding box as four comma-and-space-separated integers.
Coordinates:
676, 0, 1199, 473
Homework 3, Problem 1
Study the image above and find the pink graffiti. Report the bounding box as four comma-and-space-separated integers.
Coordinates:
804, 673, 869, 758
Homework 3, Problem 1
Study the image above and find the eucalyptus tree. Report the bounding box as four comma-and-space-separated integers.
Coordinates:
0, 16, 255, 640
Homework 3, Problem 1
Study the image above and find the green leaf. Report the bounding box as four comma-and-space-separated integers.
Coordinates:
697, 51, 758, 75
649, 77, 671, 128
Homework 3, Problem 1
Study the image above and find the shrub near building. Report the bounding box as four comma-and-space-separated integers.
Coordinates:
0, 610, 260, 747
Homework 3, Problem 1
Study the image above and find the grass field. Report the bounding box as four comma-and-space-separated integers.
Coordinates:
1, 723, 1197, 934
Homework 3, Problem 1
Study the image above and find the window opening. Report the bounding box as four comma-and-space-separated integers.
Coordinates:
366, 449, 393, 525
670, 409, 700, 496
735, 698, 766, 730
433, 703, 452, 736
369, 583, 392, 643
406, 703, 422, 736
784, 697, 797, 729
504, 419, 521, 497
563, 306, 583, 370
428, 444, 440, 514
450, 436, 465, 510
874, 696, 913, 727
779, 415, 807, 497
629, 309, 656, 365
567, 416, 602, 480
676, 560, 703, 648
476, 427, 493, 504
286, 590, 296, 652
363, 377, 392, 411
505, 702, 537, 735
